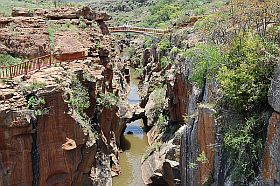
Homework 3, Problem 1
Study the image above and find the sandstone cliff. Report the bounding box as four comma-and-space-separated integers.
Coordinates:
0, 7, 131, 186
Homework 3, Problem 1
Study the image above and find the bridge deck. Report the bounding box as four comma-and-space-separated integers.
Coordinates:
108, 26, 169, 35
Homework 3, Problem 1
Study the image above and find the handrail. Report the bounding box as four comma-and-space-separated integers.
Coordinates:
108, 26, 170, 35
0, 50, 87, 79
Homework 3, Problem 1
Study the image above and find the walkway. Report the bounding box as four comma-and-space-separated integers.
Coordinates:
0, 51, 87, 79
109, 26, 170, 36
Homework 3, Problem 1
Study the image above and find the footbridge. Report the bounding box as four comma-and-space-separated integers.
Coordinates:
108, 26, 170, 36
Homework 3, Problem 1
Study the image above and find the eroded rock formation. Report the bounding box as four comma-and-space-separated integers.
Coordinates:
0, 7, 131, 186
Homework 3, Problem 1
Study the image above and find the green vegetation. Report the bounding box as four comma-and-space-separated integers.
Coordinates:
95, 41, 101, 50
48, 21, 78, 32
157, 113, 168, 133
152, 86, 166, 117
196, 151, 208, 163
158, 38, 171, 51
188, 151, 209, 169
47, 27, 55, 54
160, 56, 172, 69
0, 0, 52, 16
0, 54, 21, 66
217, 34, 275, 111
18, 81, 46, 94
143, 142, 162, 161
144, 0, 182, 28
68, 76, 90, 114
184, 44, 222, 88
96, 92, 119, 109
78, 16, 87, 29
0, 0, 83, 16
67, 75, 98, 143
27, 96, 46, 117
183, 0, 280, 183
223, 116, 264, 181
134, 67, 143, 79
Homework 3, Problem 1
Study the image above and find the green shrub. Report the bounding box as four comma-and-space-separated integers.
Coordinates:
134, 67, 143, 78
96, 92, 119, 109
79, 16, 87, 29
68, 76, 90, 115
0, 54, 21, 66
197, 151, 208, 163
184, 44, 223, 88
160, 56, 173, 68
157, 114, 167, 131
217, 33, 275, 111
158, 38, 171, 51
144, 0, 182, 28
125, 46, 136, 58
18, 81, 46, 94
223, 116, 264, 181
96, 41, 101, 49
27, 96, 46, 117
48, 27, 55, 54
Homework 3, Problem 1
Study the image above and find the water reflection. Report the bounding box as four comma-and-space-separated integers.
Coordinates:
113, 120, 148, 186
112, 69, 148, 186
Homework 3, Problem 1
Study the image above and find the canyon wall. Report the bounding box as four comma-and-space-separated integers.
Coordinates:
133, 18, 280, 185
0, 7, 130, 186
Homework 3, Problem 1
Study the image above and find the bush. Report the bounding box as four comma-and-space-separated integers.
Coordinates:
27, 96, 46, 117
160, 56, 172, 69
18, 81, 46, 94
48, 27, 55, 54
79, 16, 87, 29
223, 116, 264, 182
217, 33, 276, 111
184, 44, 223, 88
158, 38, 171, 51
135, 67, 143, 79
157, 114, 168, 133
68, 76, 90, 115
96, 92, 119, 109
0, 54, 21, 66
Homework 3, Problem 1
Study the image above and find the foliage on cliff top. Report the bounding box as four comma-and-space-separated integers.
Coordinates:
184, 0, 280, 182
68, 75, 90, 115
223, 116, 265, 181
0, 54, 21, 66
0, 0, 83, 16
27, 95, 46, 117
96, 92, 119, 109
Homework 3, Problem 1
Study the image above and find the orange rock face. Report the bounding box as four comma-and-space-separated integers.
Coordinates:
37, 90, 85, 186
261, 112, 280, 184
168, 73, 188, 123
0, 120, 34, 185
197, 108, 215, 185
0, 90, 86, 186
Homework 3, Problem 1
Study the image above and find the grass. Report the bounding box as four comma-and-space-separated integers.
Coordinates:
0, 0, 54, 16
18, 81, 47, 94
0, 0, 84, 17
0, 54, 22, 66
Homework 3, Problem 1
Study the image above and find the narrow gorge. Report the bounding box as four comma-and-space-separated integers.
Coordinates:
1, 1, 280, 186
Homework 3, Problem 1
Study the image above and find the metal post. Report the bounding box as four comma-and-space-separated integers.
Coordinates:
38, 58, 40, 70
9, 66, 12, 79
49, 55, 52, 66
24, 62, 28, 75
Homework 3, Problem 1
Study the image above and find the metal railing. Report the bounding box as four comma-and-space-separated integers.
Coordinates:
108, 26, 170, 35
0, 50, 87, 79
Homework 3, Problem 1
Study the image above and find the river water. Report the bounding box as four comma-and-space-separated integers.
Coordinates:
112, 70, 148, 186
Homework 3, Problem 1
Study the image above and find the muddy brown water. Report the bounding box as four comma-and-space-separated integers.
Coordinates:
112, 70, 148, 186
